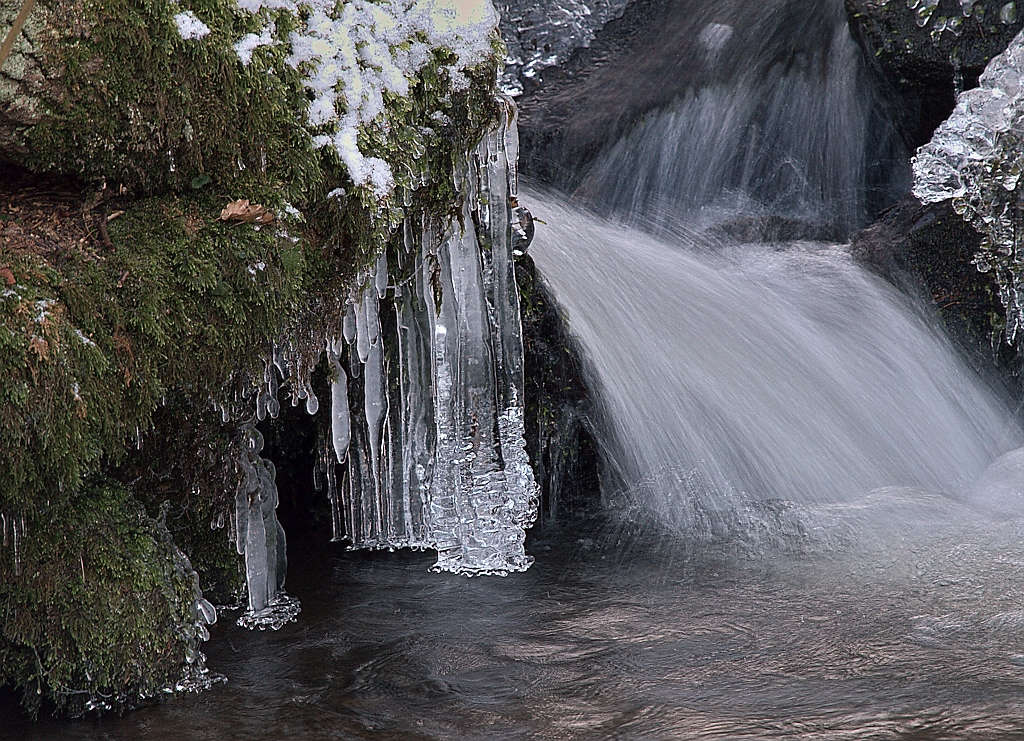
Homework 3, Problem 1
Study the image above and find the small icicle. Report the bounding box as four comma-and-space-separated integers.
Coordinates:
403, 219, 415, 256
305, 387, 319, 415
364, 337, 386, 491
503, 99, 520, 198
328, 340, 351, 464
343, 302, 357, 344
375, 251, 388, 299
365, 291, 380, 349
356, 293, 370, 363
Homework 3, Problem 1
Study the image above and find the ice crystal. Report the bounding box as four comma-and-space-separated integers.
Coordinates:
913, 28, 1024, 341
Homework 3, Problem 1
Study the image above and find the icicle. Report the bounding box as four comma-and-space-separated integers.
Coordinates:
317, 97, 538, 573
343, 302, 357, 344
356, 292, 370, 362
502, 97, 520, 198
305, 388, 319, 415
365, 291, 380, 348
375, 251, 388, 298
364, 337, 386, 493
244, 496, 269, 611
236, 427, 300, 630
328, 339, 351, 463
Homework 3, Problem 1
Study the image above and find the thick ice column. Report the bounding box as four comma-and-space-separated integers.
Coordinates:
419, 102, 539, 575
235, 425, 300, 629
475, 99, 538, 532
331, 98, 539, 573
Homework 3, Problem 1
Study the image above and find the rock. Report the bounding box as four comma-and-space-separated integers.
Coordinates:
845, 0, 1024, 148
516, 254, 601, 522
850, 193, 1014, 374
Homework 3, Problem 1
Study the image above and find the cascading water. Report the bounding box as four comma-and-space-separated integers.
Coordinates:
528, 199, 1021, 536
527, 0, 1024, 538
573, 0, 909, 239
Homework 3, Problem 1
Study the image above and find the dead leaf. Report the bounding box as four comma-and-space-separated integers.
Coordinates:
29, 336, 48, 361
220, 199, 276, 225
0, 267, 14, 285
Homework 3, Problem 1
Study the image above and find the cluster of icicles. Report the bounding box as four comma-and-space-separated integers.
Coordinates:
219, 98, 539, 628
1, 512, 26, 576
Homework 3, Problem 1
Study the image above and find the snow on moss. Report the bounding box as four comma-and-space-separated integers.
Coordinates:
174, 11, 212, 40
235, 0, 499, 197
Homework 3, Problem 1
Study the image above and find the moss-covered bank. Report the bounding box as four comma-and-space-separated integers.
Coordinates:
1, 0, 503, 717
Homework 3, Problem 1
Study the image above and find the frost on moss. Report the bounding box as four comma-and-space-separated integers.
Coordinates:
913, 28, 1024, 344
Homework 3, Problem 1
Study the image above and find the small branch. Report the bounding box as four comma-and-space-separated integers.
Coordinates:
97, 211, 112, 249
0, 0, 38, 72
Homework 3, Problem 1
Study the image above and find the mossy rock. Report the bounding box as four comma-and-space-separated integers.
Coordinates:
0, 0, 505, 716
0, 479, 206, 718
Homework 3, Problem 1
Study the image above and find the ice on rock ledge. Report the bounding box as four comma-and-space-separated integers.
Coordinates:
225, 97, 536, 584
320, 97, 538, 574
912, 28, 1024, 341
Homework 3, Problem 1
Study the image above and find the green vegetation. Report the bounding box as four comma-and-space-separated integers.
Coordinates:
1, 0, 501, 716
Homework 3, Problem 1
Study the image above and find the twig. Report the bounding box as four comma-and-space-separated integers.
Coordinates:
98, 210, 112, 249
0, 0, 37, 72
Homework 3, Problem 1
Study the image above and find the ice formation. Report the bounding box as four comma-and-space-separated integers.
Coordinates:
232, 425, 301, 629
913, 28, 1024, 340
497, 0, 633, 94
233, 0, 499, 195
225, 97, 537, 590
313, 98, 539, 574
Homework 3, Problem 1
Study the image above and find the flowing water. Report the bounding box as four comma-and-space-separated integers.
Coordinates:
10, 0, 1024, 737
8, 523, 1024, 740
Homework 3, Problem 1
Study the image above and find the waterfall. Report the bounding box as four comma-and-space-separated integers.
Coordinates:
575, 0, 908, 239
526, 0, 1022, 537
528, 197, 1020, 536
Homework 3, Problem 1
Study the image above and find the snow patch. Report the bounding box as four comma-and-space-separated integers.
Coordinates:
174, 11, 211, 40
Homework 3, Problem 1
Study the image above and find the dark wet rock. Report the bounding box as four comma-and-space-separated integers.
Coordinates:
851, 194, 1013, 372
845, 0, 1024, 148
517, 0, 871, 191
516, 254, 602, 524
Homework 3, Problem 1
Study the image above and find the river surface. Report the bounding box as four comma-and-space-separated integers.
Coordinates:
7, 496, 1024, 740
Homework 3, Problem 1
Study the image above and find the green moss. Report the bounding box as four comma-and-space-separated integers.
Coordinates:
0, 192, 323, 514
1, 0, 505, 717
23, 0, 317, 199
0, 479, 203, 718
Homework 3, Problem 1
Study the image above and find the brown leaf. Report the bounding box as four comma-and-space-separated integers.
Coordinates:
220, 199, 276, 225
28, 336, 48, 361
0, 267, 13, 286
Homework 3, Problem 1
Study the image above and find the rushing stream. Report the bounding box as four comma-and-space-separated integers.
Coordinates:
9, 0, 1024, 737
